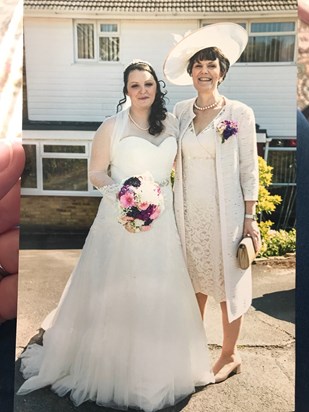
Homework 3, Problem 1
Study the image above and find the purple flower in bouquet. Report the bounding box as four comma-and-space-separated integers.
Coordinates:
139, 207, 151, 220
118, 185, 130, 197
126, 206, 140, 219
216, 120, 238, 143
150, 205, 161, 220
123, 176, 141, 187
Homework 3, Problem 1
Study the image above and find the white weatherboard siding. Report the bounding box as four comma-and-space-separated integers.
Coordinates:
24, 17, 124, 122
24, 17, 296, 137
220, 64, 297, 137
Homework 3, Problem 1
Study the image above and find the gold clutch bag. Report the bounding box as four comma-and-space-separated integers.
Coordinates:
236, 236, 257, 270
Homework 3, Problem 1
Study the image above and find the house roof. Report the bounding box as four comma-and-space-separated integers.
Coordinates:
24, 0, 297, 13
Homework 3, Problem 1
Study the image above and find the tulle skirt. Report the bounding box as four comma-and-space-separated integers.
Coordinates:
17, 188, 214, 411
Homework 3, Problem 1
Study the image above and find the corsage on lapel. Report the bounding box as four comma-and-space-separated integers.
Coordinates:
216, 120, 238, 143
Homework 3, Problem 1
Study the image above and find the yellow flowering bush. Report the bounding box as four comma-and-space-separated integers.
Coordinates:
257, 156, 296, 257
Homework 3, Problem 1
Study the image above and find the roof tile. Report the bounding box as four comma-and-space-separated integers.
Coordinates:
24, 0, 297, 13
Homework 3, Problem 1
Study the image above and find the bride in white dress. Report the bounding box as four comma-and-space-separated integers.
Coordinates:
17, 61, 214, 411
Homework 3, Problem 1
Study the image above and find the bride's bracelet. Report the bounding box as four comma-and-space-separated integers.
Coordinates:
159, 178, 171, 187
97, 184, 119, 196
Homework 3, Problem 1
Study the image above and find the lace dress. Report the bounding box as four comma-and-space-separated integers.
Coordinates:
182, 121, 225, 302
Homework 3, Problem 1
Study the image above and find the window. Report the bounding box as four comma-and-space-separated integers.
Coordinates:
238, 22, 296, 63
76, 23, 95, 59
75, 21, 120, 62
266, 145, 296, 230
99, 24, 119, 61
267, 148, 296, 186
21, 141, 97, 196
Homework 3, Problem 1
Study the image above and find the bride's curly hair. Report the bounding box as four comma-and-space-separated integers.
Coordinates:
117, 61, 167, 135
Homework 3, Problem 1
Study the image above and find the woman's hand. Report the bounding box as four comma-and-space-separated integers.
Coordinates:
118, 216, 135, 233
243, 218, 261, 254
124, 223, 137, 233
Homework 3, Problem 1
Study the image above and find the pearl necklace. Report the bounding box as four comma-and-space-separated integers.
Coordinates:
128, 112, 149, 131
193, 98, 221, 111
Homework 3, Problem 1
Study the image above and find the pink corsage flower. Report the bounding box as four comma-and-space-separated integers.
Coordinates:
216, 120, 238, 143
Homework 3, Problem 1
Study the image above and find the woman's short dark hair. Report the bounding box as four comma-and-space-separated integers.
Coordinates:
117, 61, 167, 136
187, 47, 230, 84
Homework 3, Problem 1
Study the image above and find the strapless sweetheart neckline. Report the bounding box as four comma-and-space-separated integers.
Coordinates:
119, 135, 175, 148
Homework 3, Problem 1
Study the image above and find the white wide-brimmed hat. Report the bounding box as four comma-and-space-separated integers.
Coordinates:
163, 23, 248, 85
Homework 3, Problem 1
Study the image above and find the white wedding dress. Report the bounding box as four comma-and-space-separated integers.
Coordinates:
18, 115, 214, 411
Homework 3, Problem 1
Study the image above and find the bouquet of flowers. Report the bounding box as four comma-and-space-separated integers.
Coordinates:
117, 172, 165, 233
216, 120, 238, 143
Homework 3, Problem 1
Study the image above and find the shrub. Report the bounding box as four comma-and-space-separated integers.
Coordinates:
258, 221, 296, 257
257, 157, 281, 215
257, 156, 296, 257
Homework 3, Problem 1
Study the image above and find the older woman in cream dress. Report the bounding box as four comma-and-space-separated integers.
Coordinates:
164, 23, 261, 383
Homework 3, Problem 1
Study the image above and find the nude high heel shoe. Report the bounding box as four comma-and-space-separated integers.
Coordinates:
214, 361, 242, 383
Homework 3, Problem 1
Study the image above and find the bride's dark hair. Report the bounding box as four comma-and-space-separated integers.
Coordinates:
117, 61, 167, 136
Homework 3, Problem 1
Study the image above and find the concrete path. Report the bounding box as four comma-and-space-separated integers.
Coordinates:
14, 250, 295, 412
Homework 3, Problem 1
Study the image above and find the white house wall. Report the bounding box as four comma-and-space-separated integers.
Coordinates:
24, 17, 296, 137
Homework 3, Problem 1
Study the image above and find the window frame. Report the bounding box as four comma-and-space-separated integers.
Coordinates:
74, 20, 121, 63
201, 19, 297, 65
21, 135, 99, 197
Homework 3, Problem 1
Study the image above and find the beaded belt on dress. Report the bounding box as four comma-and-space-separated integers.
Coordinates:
99, 177, 170, 195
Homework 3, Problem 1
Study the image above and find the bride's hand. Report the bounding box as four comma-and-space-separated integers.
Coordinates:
119, 216, 135, 233
124, 223, 136, 233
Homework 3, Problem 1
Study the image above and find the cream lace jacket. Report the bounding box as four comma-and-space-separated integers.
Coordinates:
173, 97, 259, 322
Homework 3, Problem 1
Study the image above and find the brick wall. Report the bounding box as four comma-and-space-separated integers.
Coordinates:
20, 196, 101, 232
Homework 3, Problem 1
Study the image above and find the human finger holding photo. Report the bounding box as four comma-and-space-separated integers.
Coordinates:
0, 139, 25, 323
